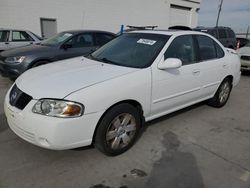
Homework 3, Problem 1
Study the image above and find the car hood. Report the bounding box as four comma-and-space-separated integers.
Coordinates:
15, 57, 138, 99
237, 46, 250, 55
1, 44, 53, 57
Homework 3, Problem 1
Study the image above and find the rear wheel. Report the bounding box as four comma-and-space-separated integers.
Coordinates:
94, 103, 141, 156
207, 78, 232, 108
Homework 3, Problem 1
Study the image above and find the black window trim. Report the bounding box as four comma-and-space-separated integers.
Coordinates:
164, 34, 199, 66
194, 34, 225, 63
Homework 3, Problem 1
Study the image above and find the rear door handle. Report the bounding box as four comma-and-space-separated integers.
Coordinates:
192, 69, 200, 75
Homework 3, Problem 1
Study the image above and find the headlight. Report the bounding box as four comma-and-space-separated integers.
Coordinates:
32, 99, 84, 118
5, 56, 26, 64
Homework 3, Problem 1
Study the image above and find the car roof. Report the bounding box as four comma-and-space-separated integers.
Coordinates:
0, 28, 31, 32
195, 26, 232, 30
61, 30, 115, 35
130, 29, 205, 36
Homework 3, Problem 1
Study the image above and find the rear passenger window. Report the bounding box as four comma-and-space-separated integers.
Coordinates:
196, 35, 217, 61
12, 31, 34, 41
0, 30, 9, 42
164, 35, 196, 66
218, 29, 227, 39
214, 42, 224, 58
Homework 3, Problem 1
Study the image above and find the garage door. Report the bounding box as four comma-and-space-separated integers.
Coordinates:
170, 4, 191, 27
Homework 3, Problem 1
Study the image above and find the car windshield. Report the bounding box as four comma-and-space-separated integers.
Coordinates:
41, 32, 73, 46
90, 33, 170, 68
245, 42, 250, 47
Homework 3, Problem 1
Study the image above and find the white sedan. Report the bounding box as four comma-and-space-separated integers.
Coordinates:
0, 29, 42, 52
4, 30, 241, 156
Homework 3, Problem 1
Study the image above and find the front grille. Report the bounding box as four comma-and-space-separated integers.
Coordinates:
9, 85, 32, 110
241, 56, 250, 61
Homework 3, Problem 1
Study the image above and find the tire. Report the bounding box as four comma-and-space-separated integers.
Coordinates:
31, 61, 49, 68
94, 103, 142, 156
207, 78, 232, 108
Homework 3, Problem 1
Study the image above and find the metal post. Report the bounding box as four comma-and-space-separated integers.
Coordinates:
216, 0, 224, 27
246, 26, 249, 38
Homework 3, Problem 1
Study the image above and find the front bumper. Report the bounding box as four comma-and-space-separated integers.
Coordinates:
240, 59, 250, 71
0, 60, 25, 78
4, 88, 103, 150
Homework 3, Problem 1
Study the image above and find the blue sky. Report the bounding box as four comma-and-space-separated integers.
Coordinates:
198, 0, 250, 33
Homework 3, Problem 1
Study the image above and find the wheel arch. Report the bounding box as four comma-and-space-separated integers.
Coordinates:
92, 99, 145, 144
28, 59, 52, 69
224, 75, 233, 84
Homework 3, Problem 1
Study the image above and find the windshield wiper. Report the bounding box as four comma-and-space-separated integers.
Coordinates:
86, 54, 98, 60
98, 58, 115, 64
86, 55, 123, 66
99, 58, 124, 66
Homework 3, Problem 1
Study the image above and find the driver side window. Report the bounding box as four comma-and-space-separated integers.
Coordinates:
65, 33, 94, 48
164, 35, 197, 66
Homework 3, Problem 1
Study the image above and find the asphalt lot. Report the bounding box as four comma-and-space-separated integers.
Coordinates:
0, 74, 250, 188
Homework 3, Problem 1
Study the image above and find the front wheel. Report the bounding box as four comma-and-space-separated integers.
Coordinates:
207, 78, 232, 108
94, 103, 141, 156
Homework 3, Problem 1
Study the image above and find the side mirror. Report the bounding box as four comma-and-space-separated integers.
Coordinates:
61, 43, 72, 50
158, 58, 182, 70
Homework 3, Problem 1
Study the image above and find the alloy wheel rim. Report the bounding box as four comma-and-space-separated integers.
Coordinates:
219, 82, 230, 103
106, 113, 137, 150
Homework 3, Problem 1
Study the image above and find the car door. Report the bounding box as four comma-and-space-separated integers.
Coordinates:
0, 30, 10, 51
57, 33, 96, 60
151, 35, 202, 117
195, 34, 227, 98
9, 30, 34, 49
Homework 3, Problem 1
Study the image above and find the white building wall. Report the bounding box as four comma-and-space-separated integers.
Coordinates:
0, 0, 200, 36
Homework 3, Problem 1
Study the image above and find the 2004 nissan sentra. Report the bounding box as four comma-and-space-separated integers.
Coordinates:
4, 30, 241, 156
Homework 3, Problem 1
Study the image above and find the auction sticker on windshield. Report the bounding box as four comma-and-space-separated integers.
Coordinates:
137, 39, 157, 45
